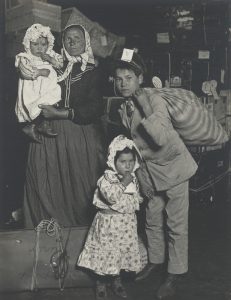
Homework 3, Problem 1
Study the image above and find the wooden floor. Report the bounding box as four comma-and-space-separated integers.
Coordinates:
1, 197, 231, 300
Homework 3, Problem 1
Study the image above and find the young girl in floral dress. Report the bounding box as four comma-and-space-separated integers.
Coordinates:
77, 135, 143, 299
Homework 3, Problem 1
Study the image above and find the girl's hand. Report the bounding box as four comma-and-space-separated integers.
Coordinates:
133, 89, 153, 117
121, 172, 133, 187
39, 105, 68, 120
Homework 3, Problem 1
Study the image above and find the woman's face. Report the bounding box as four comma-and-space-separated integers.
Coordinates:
63, 27, 85, 56
30, 37, 48, 57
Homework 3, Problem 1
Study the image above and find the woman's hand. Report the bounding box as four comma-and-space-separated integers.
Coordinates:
36, 68, 50, 78
133, 88, 153, 118
39, 105, 69, 120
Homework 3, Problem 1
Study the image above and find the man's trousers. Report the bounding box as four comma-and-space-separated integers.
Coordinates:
146, 181, 189, 274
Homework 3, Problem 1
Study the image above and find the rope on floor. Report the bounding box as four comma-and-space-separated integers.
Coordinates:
31, 218, 70, 291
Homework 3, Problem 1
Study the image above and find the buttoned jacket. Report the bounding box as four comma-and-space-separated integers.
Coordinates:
118, 91, 198, 191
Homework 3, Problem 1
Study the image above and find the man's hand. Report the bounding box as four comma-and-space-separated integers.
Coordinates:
121, 172, 133, 187
133, 89, 153, 118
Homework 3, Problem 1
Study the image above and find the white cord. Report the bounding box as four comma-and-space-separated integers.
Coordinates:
189, 169, 230, 193
31, 219, 64, 291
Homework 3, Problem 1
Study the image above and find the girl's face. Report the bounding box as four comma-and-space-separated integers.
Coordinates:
30, 37, 48, 57
63, 27, 85, 56
115, 152, 135, 176
114, 69, 143, 98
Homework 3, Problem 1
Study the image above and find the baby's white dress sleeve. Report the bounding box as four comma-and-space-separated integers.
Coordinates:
15, 55, 37, 80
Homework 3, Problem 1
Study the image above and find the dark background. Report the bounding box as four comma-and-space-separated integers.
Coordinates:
1, 0, 230, 225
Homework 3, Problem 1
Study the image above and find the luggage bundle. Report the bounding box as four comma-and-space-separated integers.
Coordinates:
145, 88, 229, 146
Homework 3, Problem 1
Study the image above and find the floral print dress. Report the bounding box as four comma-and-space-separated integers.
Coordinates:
77, 135, 143, 275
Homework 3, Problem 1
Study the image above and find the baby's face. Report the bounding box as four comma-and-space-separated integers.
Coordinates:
30, 37, 48, 57
115, 152, 135, 177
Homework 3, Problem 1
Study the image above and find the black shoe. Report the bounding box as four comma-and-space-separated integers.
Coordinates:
135, 263, 159, 281
95, 280, 107, 300
22, 124, 41, 143
156, 274, 178, 299
111, 277, 127, 298
37, 122, 58, 137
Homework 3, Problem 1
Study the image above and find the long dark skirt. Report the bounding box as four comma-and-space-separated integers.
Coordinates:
23, 119, 106, 228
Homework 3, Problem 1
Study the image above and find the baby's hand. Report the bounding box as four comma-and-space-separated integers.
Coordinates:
121, 172, 133, 187
40, 53, 52, 63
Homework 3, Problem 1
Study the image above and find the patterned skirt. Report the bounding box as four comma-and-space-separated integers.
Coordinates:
77, 211, 142, 275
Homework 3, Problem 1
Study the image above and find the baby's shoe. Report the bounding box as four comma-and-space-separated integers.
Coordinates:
22, 124, 41, 143
37, 120, 57, 137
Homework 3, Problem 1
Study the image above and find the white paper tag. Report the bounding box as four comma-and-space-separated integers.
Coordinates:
157, 32, 170, 44
198, 50, 210, 59
100, 35, 108, 46
121, 48, 134, 62
221, 69, 225, 84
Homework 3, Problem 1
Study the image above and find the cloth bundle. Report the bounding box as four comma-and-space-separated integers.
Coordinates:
145, 88, 229, 146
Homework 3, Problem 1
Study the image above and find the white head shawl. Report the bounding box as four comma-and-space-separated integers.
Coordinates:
57, 24, 95, 82
107, 135, 141, 174
22, 23, 55, 55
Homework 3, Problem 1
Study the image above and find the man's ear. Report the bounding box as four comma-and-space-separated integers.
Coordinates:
138, 74, 143, 85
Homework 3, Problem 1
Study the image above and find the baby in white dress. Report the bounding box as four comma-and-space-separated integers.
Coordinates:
15, 23, 63, 142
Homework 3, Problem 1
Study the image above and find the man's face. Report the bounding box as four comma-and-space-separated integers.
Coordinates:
63, 27, 85, 56
114, 68, 143, 98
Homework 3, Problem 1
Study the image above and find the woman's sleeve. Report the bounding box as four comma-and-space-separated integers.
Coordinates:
99, 177, 140, 213
72, 68, 104, 124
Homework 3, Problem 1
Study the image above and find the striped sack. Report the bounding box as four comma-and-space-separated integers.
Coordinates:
145, 88, 229, 146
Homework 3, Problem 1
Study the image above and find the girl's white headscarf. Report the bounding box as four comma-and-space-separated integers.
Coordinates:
57, 24, 95, 82
107, 135, 141, 174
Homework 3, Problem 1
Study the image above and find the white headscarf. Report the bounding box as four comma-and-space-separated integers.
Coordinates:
106, 135, 141, 174
22, 23, 55, 55
57, 24, 95, 82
